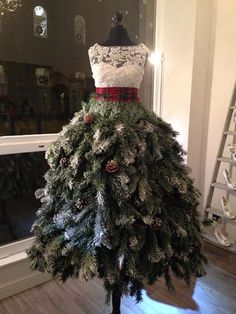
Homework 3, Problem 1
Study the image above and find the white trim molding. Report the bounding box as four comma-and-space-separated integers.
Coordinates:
0, 133, 58, 155
0, 252, 51, 300
0, 238, 35, 260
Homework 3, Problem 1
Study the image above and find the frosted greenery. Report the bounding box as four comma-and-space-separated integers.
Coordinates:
27, 97, 208, 303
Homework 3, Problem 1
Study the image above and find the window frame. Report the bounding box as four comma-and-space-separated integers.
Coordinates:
0, 134, 58, 155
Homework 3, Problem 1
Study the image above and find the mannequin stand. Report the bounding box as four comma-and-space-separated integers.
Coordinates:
111, 289, 121, 314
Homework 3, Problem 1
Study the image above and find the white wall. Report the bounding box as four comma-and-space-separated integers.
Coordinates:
187, 0, 216, 198
156, 0, 236, 246
203, 0, 236, 241
204, 0, 236, 202
156, 0, 197, 151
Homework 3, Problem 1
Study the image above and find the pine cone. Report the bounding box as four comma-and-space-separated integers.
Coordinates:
83, 113, 94, 125
75, 198, 87, 209
170, 177, 178, 185
60, 157, 68, 167
178, 182, 187, 194
151, 217, 162, 230
105, 160, 119, 173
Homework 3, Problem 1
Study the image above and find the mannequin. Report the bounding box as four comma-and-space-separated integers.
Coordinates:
102, 11, 137, 47
27, 8, 207, 314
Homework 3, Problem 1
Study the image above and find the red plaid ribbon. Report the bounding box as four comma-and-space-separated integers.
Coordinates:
96, 87, 140, 103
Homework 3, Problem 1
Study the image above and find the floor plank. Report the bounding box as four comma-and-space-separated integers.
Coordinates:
0, 263, 236, 314
0, 246, 236, 314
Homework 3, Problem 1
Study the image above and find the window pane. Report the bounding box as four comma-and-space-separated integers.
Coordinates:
0, 151, 48, 246
0, 0, 155, 136
33, 6, 47, 38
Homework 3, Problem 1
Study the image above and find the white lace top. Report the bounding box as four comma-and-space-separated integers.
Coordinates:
88, 43, 150, 89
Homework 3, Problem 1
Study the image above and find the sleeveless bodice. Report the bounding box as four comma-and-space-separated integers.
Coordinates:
88, 43, 150, 89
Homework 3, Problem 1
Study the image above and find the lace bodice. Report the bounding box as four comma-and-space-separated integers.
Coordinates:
88, 43, 150, 88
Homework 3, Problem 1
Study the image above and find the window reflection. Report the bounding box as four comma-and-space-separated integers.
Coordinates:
0, 152, 48, 246
74, 15, 86, 45
0, 0, 155, 135
33, 6, 47, 38
0, 61, 92, 135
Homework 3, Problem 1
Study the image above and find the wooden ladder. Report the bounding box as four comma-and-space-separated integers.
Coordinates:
204, 82, 236, 252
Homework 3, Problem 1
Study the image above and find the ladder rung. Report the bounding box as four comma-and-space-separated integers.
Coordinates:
211, 182, 226, 189
205, 207, 236, 222
205, 207, 224, 217
217, 157, 236, 163
224, 131, 236, 135
211, 182, 236, 194
230, 106, 236, 109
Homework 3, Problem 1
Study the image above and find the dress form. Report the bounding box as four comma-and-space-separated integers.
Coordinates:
27, 9, 207, 314
101, 11, 136, 47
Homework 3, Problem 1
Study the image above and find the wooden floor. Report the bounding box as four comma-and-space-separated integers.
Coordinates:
0, 243, 236, 314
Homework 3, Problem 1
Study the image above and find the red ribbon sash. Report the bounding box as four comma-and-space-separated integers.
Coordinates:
96, 87, 140, 103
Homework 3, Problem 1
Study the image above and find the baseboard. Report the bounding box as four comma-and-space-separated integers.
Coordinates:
0, 272, 51, 301
0, 255, 51, 300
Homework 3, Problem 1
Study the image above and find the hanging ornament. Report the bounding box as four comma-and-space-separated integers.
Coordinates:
105, 160, 119, 173
75, 198, 87, 209
60, 157, 68, 167
83, 113, 94, 125
151, 217, 162, 230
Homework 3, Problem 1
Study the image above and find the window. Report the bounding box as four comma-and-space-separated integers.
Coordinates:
74, 15, 85, 45
0, 152, 47, 247
0, 0, 156, 258
33, 6, 47, 38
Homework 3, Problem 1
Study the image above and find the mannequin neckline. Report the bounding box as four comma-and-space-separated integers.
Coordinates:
96, 43, 143, 48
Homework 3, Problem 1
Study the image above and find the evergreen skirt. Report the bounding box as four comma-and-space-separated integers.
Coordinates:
27, 97, 207, 302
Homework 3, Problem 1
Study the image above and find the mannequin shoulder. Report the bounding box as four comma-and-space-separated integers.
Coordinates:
140, 43, 152, 56
88, 43, 99, 58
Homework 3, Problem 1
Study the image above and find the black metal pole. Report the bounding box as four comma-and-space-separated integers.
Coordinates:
111, 288, 121, 314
